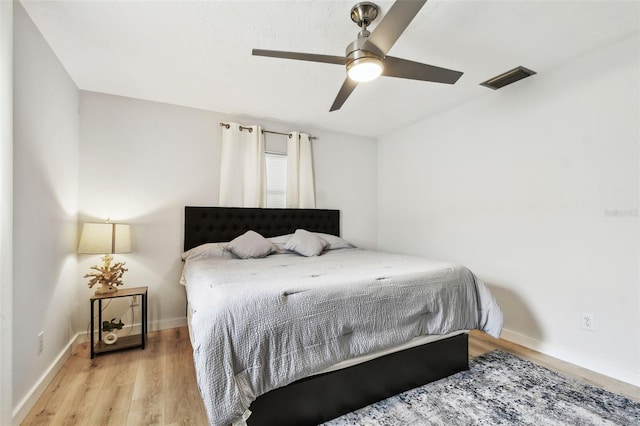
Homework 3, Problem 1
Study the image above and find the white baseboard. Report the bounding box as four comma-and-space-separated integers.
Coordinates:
75, 315, 188, 343
12, 331, 82, 425
19, 321, 634, 425
500, 327, 640, 387
151, 315, 187, 331
12, 316, 188, 425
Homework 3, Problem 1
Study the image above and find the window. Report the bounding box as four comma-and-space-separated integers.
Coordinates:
265, 152, 287, 208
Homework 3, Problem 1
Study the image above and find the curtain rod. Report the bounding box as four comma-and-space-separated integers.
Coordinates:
219, 122, 318, 140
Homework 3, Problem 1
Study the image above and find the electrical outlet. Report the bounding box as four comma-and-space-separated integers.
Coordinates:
37, 332, 44, 355
130, 295, 139, 306
581, 313, 595, 332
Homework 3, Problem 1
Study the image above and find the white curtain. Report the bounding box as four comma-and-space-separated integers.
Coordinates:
286, 132, 316, 208
219, 122, 266, 207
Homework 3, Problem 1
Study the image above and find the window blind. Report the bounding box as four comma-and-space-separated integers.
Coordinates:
265, 152, 287, 208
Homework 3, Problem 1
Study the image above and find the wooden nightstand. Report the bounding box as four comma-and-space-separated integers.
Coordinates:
90, 286, 148, 359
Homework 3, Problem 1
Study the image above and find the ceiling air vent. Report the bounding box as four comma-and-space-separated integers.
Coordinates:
480, 66, 536, 90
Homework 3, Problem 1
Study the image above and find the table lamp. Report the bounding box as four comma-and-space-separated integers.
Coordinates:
78, 221, 131, 294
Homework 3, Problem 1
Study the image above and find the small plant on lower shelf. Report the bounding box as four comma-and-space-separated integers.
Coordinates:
102, 318, 125, 333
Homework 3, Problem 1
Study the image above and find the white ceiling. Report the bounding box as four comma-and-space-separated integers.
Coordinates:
21, 0, 639, 138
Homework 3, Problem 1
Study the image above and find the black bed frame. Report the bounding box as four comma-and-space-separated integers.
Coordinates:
184, 206, 469, 425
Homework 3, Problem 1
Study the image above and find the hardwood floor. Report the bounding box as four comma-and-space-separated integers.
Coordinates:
22, 327, 639, 425
22, 327, 208, 426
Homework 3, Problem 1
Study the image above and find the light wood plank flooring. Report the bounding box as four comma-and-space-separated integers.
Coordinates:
22, 327, 639, 425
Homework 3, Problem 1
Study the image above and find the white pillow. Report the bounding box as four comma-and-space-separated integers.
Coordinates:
314, 233, 355, 250
284, 229, 328, 257
182, 243, 231, 261
268, 234, 293, 252
269, 232, 354, 252
227, 230, 276, 259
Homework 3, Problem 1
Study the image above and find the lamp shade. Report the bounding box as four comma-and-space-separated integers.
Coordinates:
78, 223, 131, 254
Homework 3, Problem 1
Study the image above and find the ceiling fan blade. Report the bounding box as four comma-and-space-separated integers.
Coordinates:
252, 49, 347, 65
382, 56, 463, 84
330, 78, 358, 112
362, 0, 427, 56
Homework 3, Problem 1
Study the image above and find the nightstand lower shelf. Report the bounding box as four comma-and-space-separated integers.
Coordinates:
94, 334, 145, 354
90, 286, 148, 359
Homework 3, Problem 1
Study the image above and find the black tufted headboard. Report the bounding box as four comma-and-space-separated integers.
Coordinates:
184, 206, 340, 251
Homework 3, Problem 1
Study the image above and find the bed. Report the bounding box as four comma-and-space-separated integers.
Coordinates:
182, 206, 503, 426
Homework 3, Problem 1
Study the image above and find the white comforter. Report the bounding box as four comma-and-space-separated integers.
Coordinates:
183, 248, 503, 426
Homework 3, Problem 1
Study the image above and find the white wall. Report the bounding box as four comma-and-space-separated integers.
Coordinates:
0, 1, 13, 424
77, 91, 377, 333
13, 1, 79, 418
378, 34, 639, 385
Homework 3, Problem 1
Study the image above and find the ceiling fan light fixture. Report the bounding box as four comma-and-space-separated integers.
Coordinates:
253, 1, 460, 111
347, 56, 383, 82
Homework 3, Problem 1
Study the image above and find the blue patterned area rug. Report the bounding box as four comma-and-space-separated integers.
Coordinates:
324, 350, 640, 425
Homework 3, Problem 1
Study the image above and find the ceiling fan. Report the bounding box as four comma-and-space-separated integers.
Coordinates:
252, 1, 463, 112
